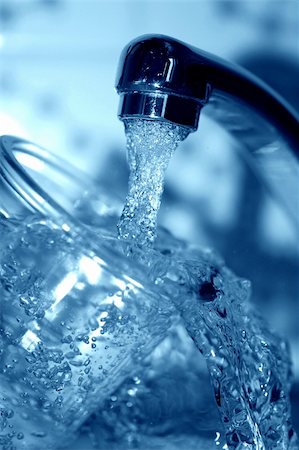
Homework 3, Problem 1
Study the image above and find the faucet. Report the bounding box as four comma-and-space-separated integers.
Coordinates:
116, 34, 299, 226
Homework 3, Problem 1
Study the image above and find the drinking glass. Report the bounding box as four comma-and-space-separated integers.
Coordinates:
0, 135, 174, 449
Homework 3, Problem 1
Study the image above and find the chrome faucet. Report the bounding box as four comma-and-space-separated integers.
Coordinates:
116, 34, 299, 226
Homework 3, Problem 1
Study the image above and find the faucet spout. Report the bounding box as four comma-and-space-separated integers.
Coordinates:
116, 35, 210, 131
116, 35, 299, 225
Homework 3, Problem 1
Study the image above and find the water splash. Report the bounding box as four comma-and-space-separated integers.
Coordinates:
1, 120, 298, 449
115, 118, 298, 448
117, 119, 189, 248
79, 232, 299, 450
149, 241, 299, 450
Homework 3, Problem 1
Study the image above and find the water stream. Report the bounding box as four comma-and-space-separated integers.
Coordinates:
115, 118, 298, 450
0, 119, 298, 450
117, 119, 189, 249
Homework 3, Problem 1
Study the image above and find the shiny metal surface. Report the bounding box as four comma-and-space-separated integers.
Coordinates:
118, 92, 201, 131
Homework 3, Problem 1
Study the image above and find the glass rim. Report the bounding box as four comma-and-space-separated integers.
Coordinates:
0, 135, 90, 223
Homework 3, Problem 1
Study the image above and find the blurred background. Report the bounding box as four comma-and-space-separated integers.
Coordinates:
1, 0, 298, 169
0, 0, 299, 444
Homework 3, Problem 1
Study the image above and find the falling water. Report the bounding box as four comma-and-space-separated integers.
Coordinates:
115, 118, 298, 449
117, 119, 189, 248
1, 118, 297, 450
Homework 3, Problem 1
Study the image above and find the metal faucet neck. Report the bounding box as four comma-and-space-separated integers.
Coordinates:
116, 34, 299, 226
116, 34, 299, 152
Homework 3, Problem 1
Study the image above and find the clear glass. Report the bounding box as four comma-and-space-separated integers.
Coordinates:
1, 135, 297, 450
0, 136, 174, 449
0, 221, 176, 449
